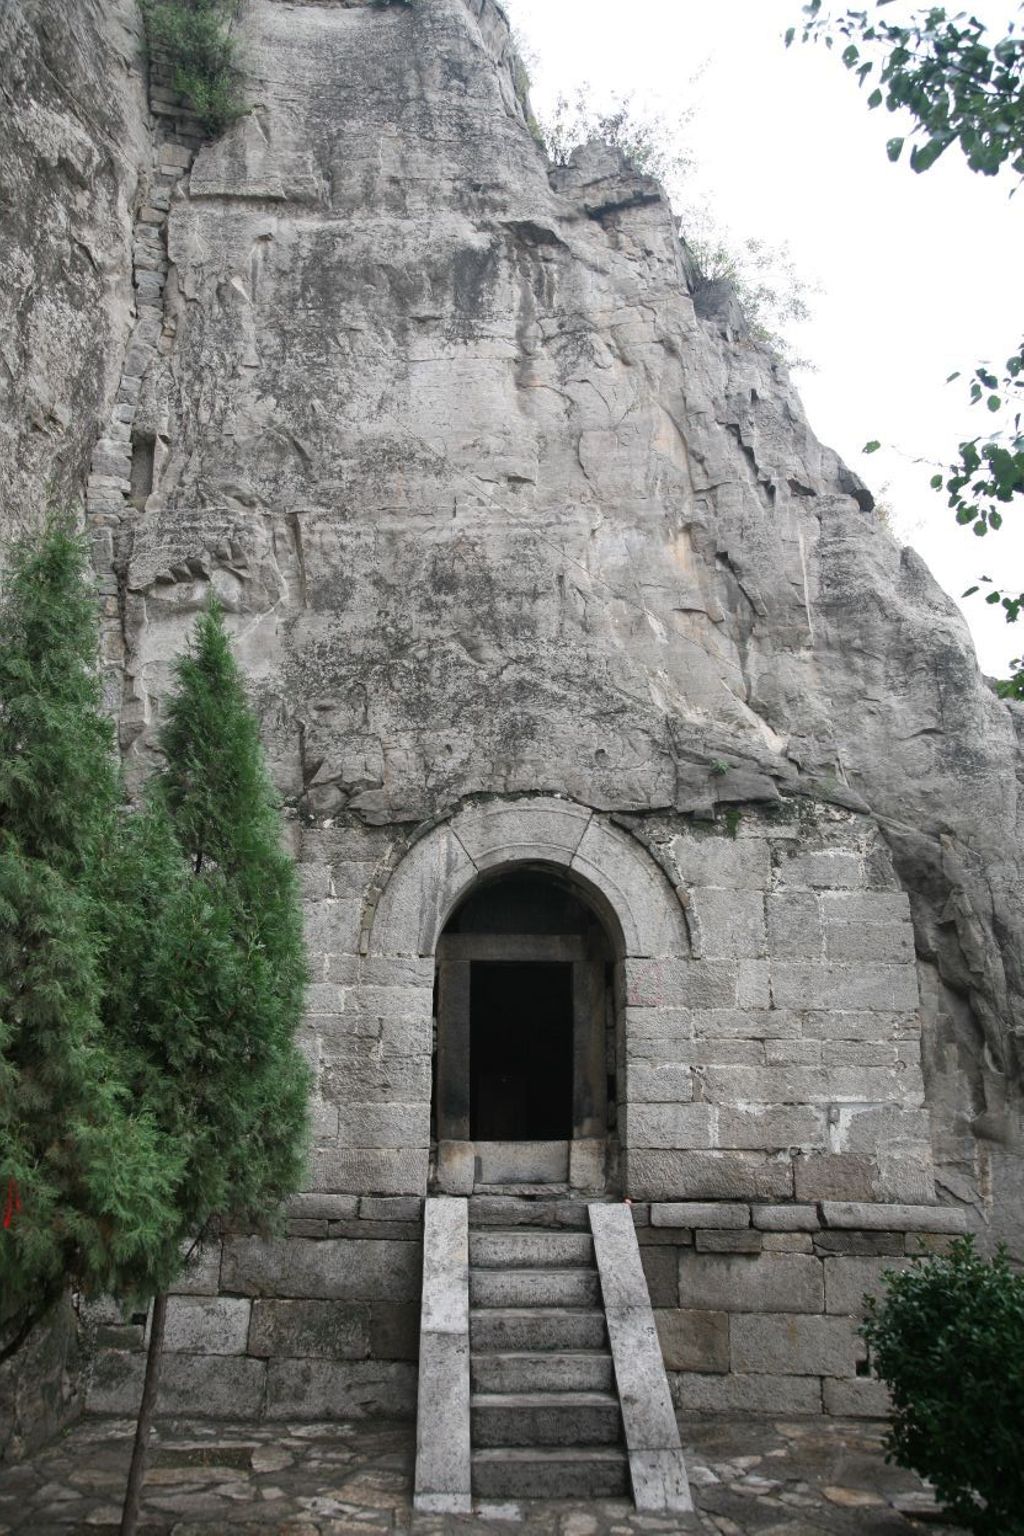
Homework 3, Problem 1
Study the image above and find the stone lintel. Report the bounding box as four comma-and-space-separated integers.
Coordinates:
821, 1202, 967, 1233
651, 1202, 750, 1229
751, 1204, 821, 1231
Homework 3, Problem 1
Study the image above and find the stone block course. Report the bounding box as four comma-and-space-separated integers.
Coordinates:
823, 1376, 892, 1416
248, 1299, 370, 1359
776, 850, 865, 889
87, 1351, 267, 1418
795, 1154, 875, 1203
819, 891, 912, 924
825, 922, 914, 963
751, 1204, 820, 1231
625, 1006, 696, 1041
688, 889, 767, 958
692, 1008, 800, 1040
626, 1064, 695, 1102
821, 1202, 965, 1232
624, 1103, 715, 1149
824, 1256, 912, 1314
320, 1047, 431, 1105
677, 1253, 824, 1313
627, 1150, 794, 1202
695, 1230, 762, 1253
730, 1314, 864, 1376
309, 1147, 428, 1195
164, 1296, 250, 1355
335, 1102, 430, 1148
286, 1194, 360, 1221
672, 838, 770, 890
716, 1106, 826, 1150
651, 1202, 750, 1229
770, 961, 919, 1012
671, 1370, 822, 1414
813, 1230, 906, 1256
625, 959, 739, 1009
221, 1237, 421, 1301
639, 1246, 679, 1308
655, 1309, 729, 1373
265, 1359, 416, 1419
766, 892, 822, 958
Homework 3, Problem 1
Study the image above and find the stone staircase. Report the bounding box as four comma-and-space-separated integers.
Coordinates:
468, 1200, 630, 1499
413, 1194, 695, 1520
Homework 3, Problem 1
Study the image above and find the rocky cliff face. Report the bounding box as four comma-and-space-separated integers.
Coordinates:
99, 0, 1021, 1235
0, 0, 150, 533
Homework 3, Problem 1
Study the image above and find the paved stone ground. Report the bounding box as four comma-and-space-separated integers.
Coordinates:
0, 1416, 958, 1535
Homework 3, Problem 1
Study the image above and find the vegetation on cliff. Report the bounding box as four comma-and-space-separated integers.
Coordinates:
141, 0, 243, 135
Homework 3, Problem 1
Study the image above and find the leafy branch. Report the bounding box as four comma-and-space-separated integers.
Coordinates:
788, 2, 1024, 176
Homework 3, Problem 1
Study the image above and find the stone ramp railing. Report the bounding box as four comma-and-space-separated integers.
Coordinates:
413, 1197, 472, 1513
589, 1203, 697, 1520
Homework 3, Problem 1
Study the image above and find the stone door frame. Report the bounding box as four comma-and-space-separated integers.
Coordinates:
435, 929, 608, 1140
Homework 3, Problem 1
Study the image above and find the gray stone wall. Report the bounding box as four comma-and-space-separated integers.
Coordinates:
86, 1199, 421, 1421
638, 1199, 965, 1416
622, 807, 932, 1206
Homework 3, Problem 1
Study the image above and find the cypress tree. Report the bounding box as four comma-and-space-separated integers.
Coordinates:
117, 600, 309, 1535
0, 520, 183, 1360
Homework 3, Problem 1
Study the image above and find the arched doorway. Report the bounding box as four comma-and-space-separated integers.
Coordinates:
432, 868, 618, 1193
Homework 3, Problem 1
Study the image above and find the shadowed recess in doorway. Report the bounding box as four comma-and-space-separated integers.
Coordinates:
470, 961, 573, 1140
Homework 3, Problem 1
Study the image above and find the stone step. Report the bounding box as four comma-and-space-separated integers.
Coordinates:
470, 1306, 608, 1352
472, 1350, 615, 1394
470, 1229, 595, 1268
472, 1391, 623, 1448
472, 1446, 630, 1500
471, 1267, 602, 1309
468, 1196, 594, 1229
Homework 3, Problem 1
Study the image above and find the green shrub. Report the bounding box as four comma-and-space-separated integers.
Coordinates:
142, 0, 243, 137
862, 1236, 1024, 1535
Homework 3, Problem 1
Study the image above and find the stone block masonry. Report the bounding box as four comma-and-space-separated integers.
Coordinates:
85, 1201, 423, 1422
635, 1196, 966, 1416
624, 808, 933, 1209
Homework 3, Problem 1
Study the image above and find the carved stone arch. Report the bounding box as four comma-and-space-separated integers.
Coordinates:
368, 796, 690, 960
367, 798, 690, 1195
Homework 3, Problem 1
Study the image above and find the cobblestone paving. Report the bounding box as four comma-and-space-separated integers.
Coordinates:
0, 1416, 959, 1535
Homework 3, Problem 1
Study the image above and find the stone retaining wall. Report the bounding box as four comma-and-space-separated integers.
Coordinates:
86, 1197, 422, 1420
637, 1198, 966, 1416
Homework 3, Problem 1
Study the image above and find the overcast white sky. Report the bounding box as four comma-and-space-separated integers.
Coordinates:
501, 0, 1023, 677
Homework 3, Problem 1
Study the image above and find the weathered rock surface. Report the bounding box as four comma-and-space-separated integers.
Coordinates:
105, 0, 1022, 1236
0, 0, 150, 532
